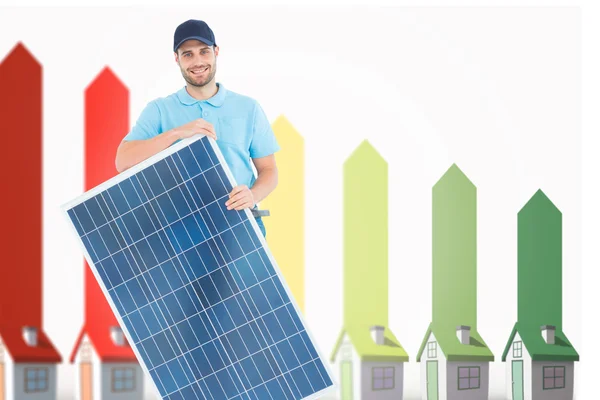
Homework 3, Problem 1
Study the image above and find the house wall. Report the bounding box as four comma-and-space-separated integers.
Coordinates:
360, 360, 403, 400
446, 361, 489, 400
420, 332, 447, 400
353, 349, 362, 399
505, 333, 533, 400
335, 334, 405, 400
13, 364, 57, 400
100, 363, 143, 400
531, 361, 574, 400
1, 351, 14, 400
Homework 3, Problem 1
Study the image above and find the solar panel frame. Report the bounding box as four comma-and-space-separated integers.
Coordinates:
62, 135, 336, 400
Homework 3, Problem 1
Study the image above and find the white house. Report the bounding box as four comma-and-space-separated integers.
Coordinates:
70, 325, 143, 400
0, 326, 61, 400
502, 324, 578, 400
416, 324, 493, 400
331, 325, 408, 400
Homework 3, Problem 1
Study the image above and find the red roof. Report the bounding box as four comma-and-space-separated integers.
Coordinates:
70, 325, 138, 363
0, 326, 61, 363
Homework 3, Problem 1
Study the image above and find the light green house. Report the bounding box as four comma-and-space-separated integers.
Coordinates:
502, 190, 579, 400
330, 141, 408, 400
416, 164, 493, 400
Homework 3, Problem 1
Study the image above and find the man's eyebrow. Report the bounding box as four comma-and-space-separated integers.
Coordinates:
181, 46, 210, 53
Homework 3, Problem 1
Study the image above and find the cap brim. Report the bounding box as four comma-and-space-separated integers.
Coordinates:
174, 36, 215, 52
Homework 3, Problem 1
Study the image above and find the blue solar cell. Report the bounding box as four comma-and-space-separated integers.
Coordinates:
85, 196, 107, 227
63, 136, 334, 399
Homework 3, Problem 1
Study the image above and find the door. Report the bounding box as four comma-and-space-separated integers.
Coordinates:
81, 363, 93, 400
0, 363, 4, 400
512, 360, 524, 400
426, 361, 439, 400
341, 362, 353, 400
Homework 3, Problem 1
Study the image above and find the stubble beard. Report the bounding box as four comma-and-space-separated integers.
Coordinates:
181, 63, 217, 88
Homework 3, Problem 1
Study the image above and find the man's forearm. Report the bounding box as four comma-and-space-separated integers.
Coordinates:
115, 130, 181, 172
250, 167, 278, 204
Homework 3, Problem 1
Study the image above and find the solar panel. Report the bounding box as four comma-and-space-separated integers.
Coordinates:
62, 135, 335, 400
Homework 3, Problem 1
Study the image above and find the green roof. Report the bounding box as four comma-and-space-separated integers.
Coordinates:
501, 322, 579, 362
416, 322, 494, 362
330, 325, 409, 363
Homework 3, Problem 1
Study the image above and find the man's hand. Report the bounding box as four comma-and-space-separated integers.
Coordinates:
225, 185, 255, 211
174, 118, 217, 141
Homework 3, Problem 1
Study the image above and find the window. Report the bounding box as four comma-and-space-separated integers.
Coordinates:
543, 366, 565, 390
112, 368, 135, 392
513, 341, 523, 358
427, 342, 437, 358
24, 368, 49, 393
458, 367, 480, 390
372, 367, 395, 390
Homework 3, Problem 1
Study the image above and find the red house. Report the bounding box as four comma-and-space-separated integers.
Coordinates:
69, 68, 143, 400
0, 43, 62, 400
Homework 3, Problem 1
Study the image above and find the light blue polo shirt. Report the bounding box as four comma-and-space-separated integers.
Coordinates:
123, 83, 279, 191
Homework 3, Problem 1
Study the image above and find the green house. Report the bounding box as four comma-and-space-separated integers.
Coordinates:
502, 190, 579, 400
330, 141, 408, 400
417, 165, 494, 400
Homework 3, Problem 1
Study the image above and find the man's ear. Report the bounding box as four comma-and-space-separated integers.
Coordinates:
214, 46, 219, 57
174, 51, 179, 63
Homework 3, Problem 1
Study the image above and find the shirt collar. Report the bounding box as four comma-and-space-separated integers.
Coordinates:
176, 82, 227, 107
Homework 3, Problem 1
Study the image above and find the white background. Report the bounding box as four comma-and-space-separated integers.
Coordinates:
0, 3, 595, 400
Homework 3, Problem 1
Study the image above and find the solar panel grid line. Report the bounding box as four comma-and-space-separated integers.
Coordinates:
62, 136, 336, 400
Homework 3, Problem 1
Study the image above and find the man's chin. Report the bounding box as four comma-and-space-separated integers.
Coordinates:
187, 77, 209, 87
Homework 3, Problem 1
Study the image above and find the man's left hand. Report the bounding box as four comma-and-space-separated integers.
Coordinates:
225, 185, 255, 211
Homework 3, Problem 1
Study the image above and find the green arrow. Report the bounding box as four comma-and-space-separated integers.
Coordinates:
432, 164, 477, 330
518, 189, 562, 328
343, 140, 388, 328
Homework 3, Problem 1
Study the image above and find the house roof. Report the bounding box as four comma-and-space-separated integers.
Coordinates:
330, 325, 409, 363
0, 326, 61, 363
70, 325, 137, 363
416, 322, 494, 362
501, 322, 579, 362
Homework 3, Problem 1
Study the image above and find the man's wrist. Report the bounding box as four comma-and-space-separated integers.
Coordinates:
250, 187, 260, 205
166, 128, 181, 142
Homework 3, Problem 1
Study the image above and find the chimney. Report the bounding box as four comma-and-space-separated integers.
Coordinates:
370, 326, 385, 345
22, 327, 38, 347
541, 325, 556, 344
110, 326, 126, 346
456, 326, 470, 345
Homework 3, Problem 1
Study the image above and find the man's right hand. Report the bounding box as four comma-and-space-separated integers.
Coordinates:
174, 118, 217, 141
116, 118, 217, 173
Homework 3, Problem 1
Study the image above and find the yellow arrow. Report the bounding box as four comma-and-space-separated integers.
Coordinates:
261, 115, 305, 313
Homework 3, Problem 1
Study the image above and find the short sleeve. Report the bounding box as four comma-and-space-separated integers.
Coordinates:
249, 101, 280, 158
122, 101, 161, 141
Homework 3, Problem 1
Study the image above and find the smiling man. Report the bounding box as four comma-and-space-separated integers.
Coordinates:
115, 19, 279, 236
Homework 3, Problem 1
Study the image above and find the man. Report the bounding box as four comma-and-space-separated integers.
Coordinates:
115, 19, 279, 236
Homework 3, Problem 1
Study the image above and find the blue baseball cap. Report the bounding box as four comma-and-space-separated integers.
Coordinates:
173, 19, 216, 52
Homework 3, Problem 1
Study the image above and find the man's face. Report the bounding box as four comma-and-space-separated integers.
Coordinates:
175, 40, 219, 87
